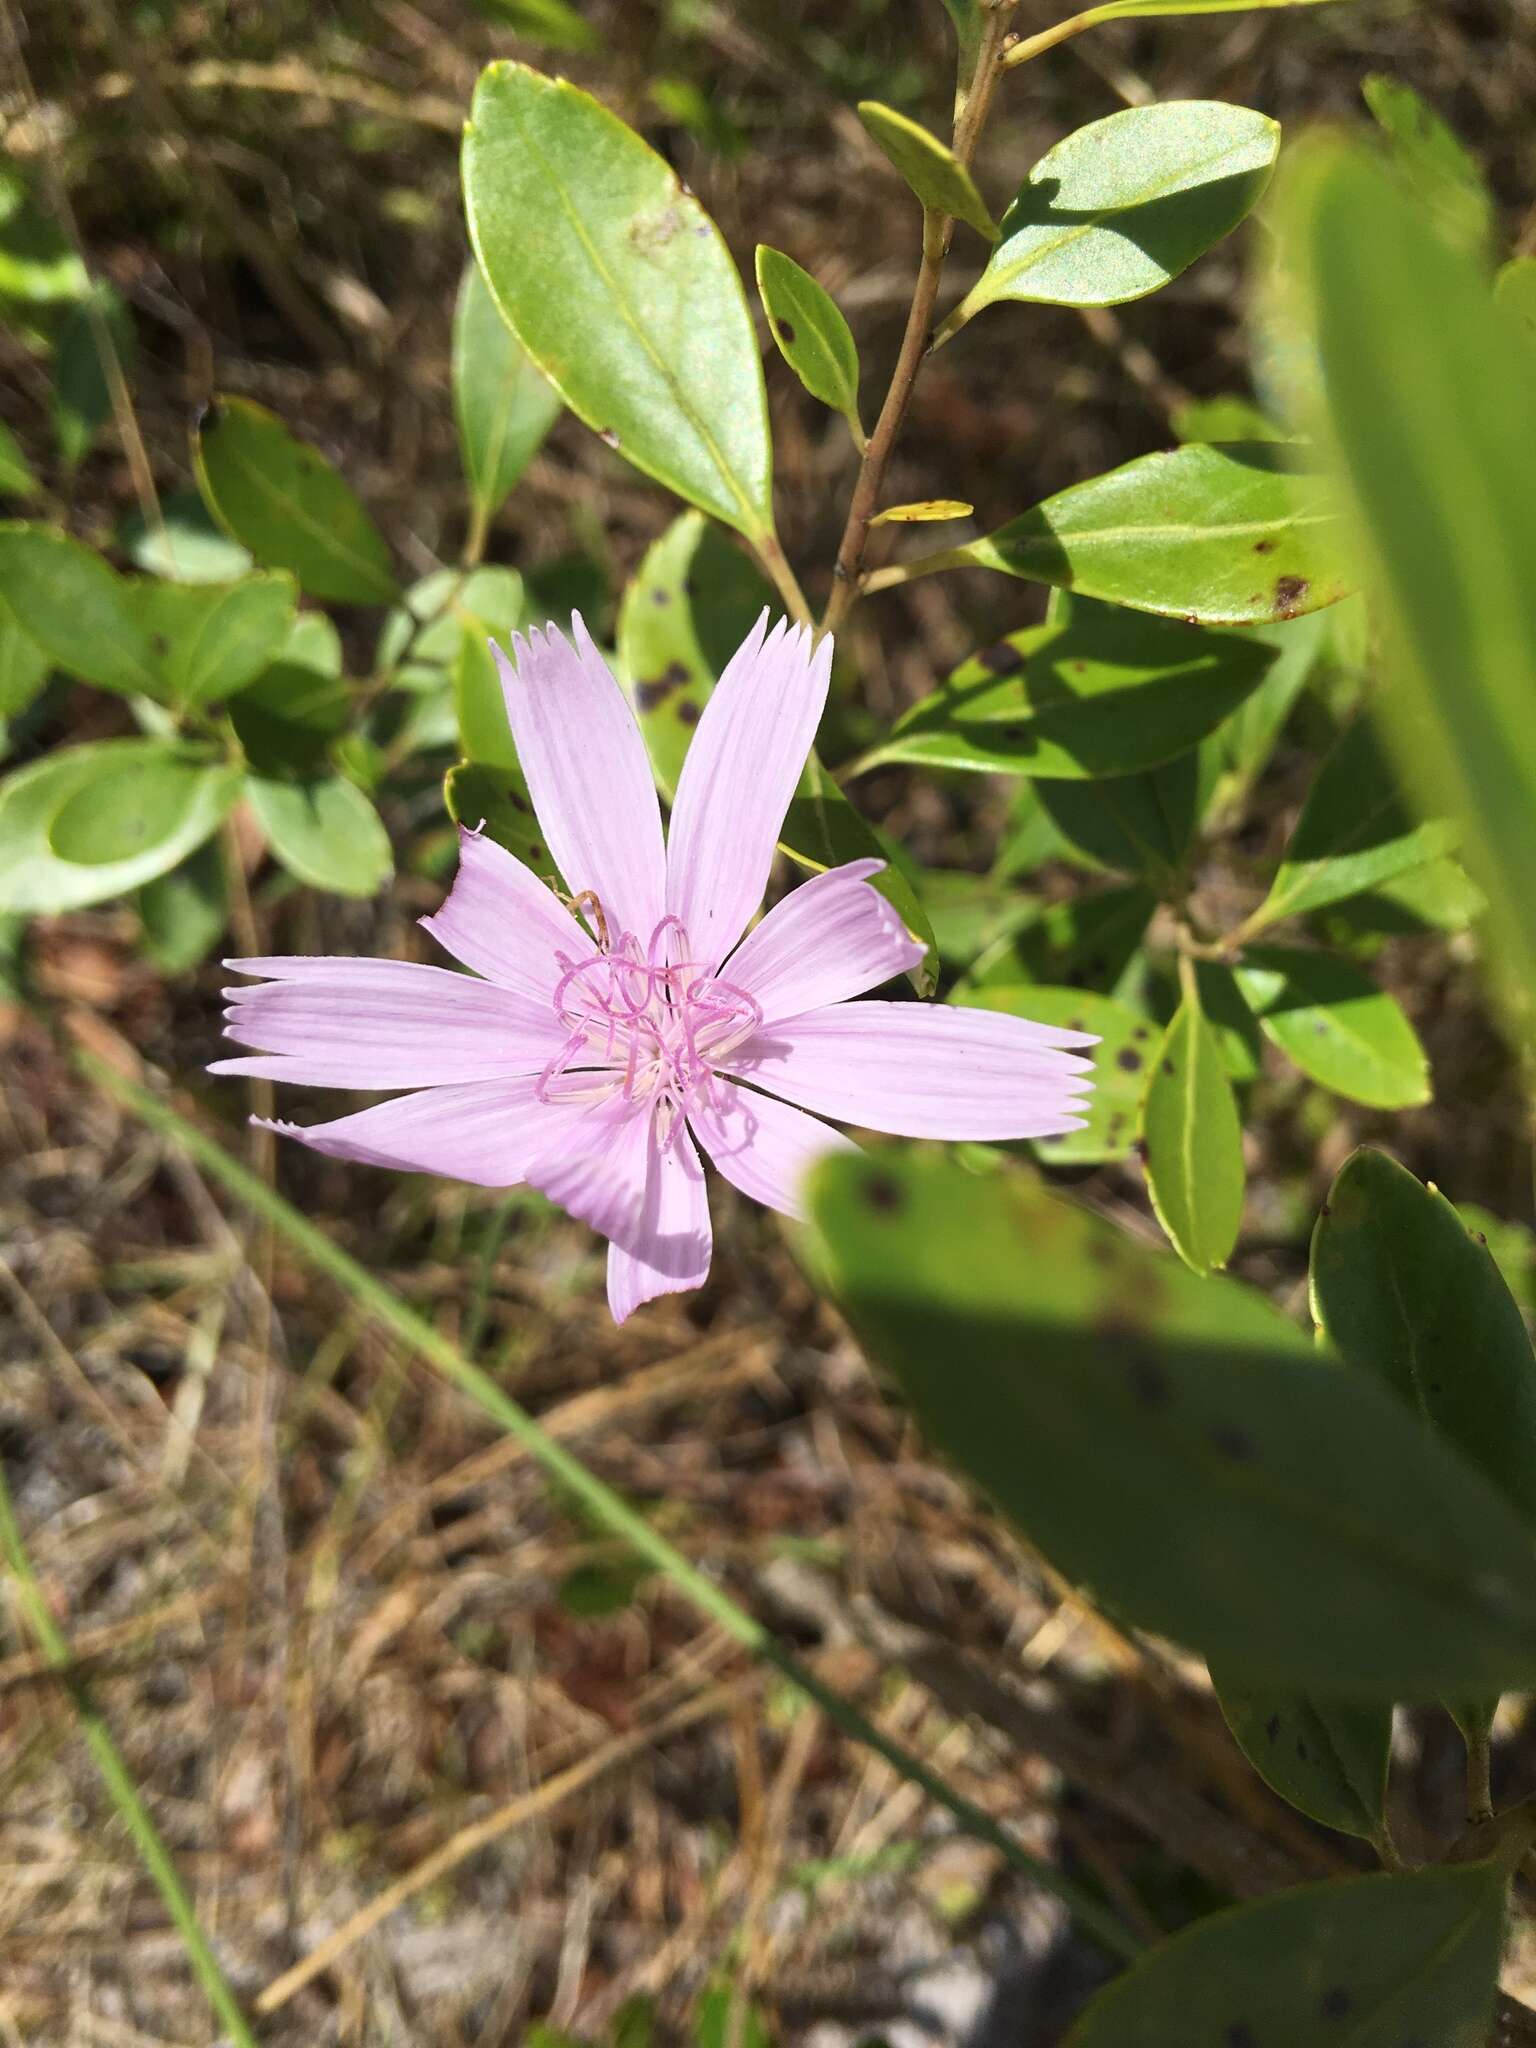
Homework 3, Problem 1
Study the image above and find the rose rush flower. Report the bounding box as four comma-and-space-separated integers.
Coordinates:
214, 614, 1095, 1321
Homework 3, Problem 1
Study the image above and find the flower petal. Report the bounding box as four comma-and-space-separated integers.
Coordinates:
690, 1080, 853, 1220
254, 1077, 584, 1186
607, 1125, 713, 1323
525, 1098, 654, 1251
420, 825, 594, 1001
665, 615, 833, 970
722, 859, 922, 1023
214, 957, 563, 1087
726, 1002, 1096, 1140
493, 619, 665, 944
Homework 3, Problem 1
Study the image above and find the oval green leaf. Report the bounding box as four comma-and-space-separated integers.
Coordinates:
1141, 987, 1245, 1273
866, 594, 1274, 779
1035, 754, 1203, 889
463, 63, 773, 540
754, 246, 862, 436
0, 599, 49, 719
941, 101, 1277, 334
779, 756, 937, 997
807, 1149, 1536, 1697
227, 612, 350, 778
1235, 945, 1430, 1108
195, 396, 397, 606
856, 101, 997, 240
958, 883, 1156, 996
1250, 714, 1459, 932
444, 760, 558, 885
1211, 1670, 1390, 1839
118, 492, 255, 584
617, 511, 774, 798
1312, 1148, 1536, 1527
0, 420, 38, 502
942, 442, 1349, 625
0, 740, 242, 914
134, 572, 298, 710
245, 773, 393, 897
453, 260, 562, 523
1063, 1862, 1505, 2048
0, 523, 157, 697
959, 985, 1152, 1164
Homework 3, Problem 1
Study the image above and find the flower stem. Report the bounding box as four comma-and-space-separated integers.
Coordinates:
77, 1047, 1142, 1968
820, 0, 1021, 639
0, 1460, 260, 2048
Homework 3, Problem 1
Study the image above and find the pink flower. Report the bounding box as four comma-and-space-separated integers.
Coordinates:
215, 615, 1094, 1321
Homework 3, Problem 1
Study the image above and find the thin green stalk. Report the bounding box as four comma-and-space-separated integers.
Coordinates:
79, 1050, 1141, 1967
0, 1460, 260, 2048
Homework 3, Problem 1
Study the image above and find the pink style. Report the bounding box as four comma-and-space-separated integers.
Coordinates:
214, 614, 1096, 1322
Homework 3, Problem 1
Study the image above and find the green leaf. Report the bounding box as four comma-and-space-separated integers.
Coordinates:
1250, 715, 1459, 932
0, 599, 49, 719
616, 511, 773, 798
959, 985, 1151, 1164
939, 102, 1277, 338
692, 1984, 772, 2048
1057, 0, 1345, 22
136, 840, 227, 975
917, 869, 1037, 970
1210, 1672, 1390, 1839
1324, 855, 1485, 938
1234, 945, 1429, 1108
939, 442, 1348, 625
463, 63, 774, 540
1284, 142, 1536, 1010
463, 0, 599, 48
454, 623, 522, 769
134, 572, 298, 710
938, 0, 982, 78
1193, 958, 1263, 1080
1312, 1148, 1536, 1528
779, 757, 938, 997
227, 613, 350, 778
754, 246, 863, 436
1035, 755, 1201, 889
1172, 394, 1280, 444
0, 419, 38, 502
864, 594, 1273, 779
52, 282, 134, 471
1362, 74, 1493, 259
245, 773, 392, 897
958, 883, 1155, 995
807, 1149, 1536, 1697
0, 166, 88, 307
376, 565, 529, 693
1208, 608, 1329, 787
1141, 984, 1245, 1273
856, 103, 997, 240
0, 524, 157, 696
1063, 1862, 1504, 2048
194, 396, 397, 605
0, 739, 242, 913
1495, 257, 1536, 349
452, 260, 562, 524
444, 760, 559, 884
117, 492, 254, 583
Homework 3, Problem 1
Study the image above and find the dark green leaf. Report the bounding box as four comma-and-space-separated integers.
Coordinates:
444, 760, 559, 885
1323, 856, 1485, 937
0, 419, 39, 501
195, 396, 397, 605
117, 492, 254, 583
1313, 1148, 1536, 1527
808, 1149, 1536, 1696
941, 442, 1349, 625
227, 613, 350, 778
136, 840, 227, 975
616, 511, 773, 797
1141, 986, 1245, 1272
1063, 1862, 1504, 2048
463, 63, 774, 539
1211, 1672, 1390, 1838
1362, 74, 1493, 258
865, 594, 1273, 779
917, 870, 1036, 971
779, 757, 938, 997
959, 985, 1151, 1164
1035, 755, 1202, 888
940, 102, 1277, 335
1286, 142, 1536, 1008
755, 246, 862, 435
1209, 608, 1329, 787
1235, 946, 1430, 1108
453, 261, 562, 523
0, 739, 242, 913
0, 165, 88, 306
0, 523, 157, 696
856, 102, 997, 240
1193, 958, 1263, 1081
1251, 715, 1458, 932
959, 884, 1155, 995
52, 282, 134, 471
0, 598, 49, 718
245, 773, 392, 897
134, 572, 298, 710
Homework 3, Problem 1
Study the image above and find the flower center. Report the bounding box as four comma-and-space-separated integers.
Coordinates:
536, 906, 761, 1142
